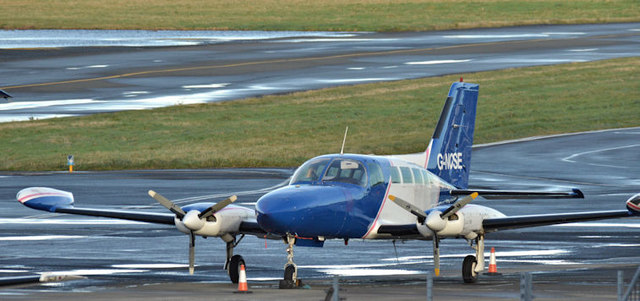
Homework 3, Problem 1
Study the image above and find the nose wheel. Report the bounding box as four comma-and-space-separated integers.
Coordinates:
279, 235, 304, 289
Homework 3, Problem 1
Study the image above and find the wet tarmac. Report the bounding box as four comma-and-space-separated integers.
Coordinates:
0, 127, 639, 299
0, 30, 356, 49
1, 23, 639, 121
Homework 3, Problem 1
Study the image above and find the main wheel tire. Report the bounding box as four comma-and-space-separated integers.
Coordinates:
228, 254, 245, 284
284, 264, 296, 281
462, 255, 478, 283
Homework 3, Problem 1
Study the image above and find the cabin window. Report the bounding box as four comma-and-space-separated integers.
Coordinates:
412, 168, 424, 184
322, 159, 367, 186
421, 169, 431, 185
291, 158, 330, 183
367, 162, 385, 187
390, 167, 402, 184
400, 167, 413, 184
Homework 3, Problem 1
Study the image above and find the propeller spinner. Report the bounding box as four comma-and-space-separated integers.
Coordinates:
148, 190, 237, 274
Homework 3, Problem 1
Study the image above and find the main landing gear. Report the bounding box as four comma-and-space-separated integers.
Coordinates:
279, 235, 304, 289
223, 234, 245, 283
462, 234, 485, 283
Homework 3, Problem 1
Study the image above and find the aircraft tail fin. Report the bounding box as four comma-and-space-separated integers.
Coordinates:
425, 81, 479, 189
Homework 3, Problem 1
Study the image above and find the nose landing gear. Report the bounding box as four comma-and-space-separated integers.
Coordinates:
279, 235, 305, 289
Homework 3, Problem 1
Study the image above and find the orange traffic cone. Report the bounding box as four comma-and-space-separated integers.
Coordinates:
234, 264, 252, 294
487, 247, 501, 275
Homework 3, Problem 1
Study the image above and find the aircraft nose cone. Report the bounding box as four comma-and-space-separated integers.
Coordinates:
256, 185, 348, 236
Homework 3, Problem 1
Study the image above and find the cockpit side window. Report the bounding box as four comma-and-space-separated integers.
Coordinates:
367, 162, 385, 187
322, 159, 367, 186
291, 158, 330, 184
390, 167, 401, 184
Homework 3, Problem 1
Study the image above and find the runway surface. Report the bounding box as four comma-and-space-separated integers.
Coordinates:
1, 23, 639, 121
0, 127, 638, 299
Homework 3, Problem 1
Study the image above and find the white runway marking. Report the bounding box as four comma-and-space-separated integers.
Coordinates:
319, 78, 398, 83
66, 65, 109, 70
0, 269, 29, 273
182, 83, 230, 89
405, 59, 471, 65
561, 143, 640, 168
0, 218, 146, 225
0, 235, 86, 241
0, 99, 99, 111
555, 222, 640, 228
42, 269, 148, 276
112, 264, 188, 269
542, 32, 585, 35
319, 268, 421, 277
569, 48, 598, 52
444, 34, 548, 39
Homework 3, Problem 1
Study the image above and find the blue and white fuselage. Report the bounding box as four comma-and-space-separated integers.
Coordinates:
256, 153, 505, 241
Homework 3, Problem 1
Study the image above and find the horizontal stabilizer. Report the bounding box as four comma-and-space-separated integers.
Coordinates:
483, 210, 632, 232
451, 188, 584, 199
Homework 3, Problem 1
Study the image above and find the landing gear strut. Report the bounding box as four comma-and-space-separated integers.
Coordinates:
462, 235, 485, 283
223, 234, 245, 283
279, 235, 303, 289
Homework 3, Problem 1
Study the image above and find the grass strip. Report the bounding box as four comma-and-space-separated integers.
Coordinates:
0, 57, 639, 171
1, 0, 639, 32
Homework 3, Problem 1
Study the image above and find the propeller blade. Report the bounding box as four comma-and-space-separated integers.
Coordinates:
433, 235, 440, 276
189, 232, 195, 275
198, 195, 238, 219
388, 195, 427, 224
149, 190, 186, 218
440, 192, 478, 219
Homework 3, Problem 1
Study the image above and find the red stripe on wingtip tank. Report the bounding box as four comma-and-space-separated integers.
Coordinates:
18, 192, 64, 203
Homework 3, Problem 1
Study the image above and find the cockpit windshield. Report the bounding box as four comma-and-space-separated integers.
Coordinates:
322, 159, 367, 186
290, 157, 368, 187
291, 158, 330, 183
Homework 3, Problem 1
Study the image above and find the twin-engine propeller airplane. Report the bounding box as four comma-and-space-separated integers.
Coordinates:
17, 80, 640, 287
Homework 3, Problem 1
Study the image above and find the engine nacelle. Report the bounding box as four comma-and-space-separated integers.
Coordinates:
434, 212, 465, 236
419, 210, 466, 237
175, 205, 253, 237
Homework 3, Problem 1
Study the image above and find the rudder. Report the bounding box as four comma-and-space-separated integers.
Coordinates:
425, 81, 479, 189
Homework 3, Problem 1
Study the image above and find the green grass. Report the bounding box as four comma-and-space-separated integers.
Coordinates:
1, 0, 639, 31
0, 57, 638, 171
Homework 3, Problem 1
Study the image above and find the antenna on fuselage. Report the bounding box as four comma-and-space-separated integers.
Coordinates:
340, 126, 349, 155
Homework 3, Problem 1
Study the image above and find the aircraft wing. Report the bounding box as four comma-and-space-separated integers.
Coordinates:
239, 220, 268, 236
378, 193, 639, 237
482, 210, 634, 232
378, 210, 635, 237
451, 188, 584, 199
17, 187, 269, 237
54, 207, 175, 224
17, 187, 176, 224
